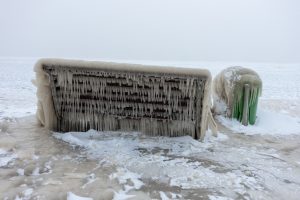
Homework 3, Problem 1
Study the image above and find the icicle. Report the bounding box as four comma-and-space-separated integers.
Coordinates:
43, 64, 207, 138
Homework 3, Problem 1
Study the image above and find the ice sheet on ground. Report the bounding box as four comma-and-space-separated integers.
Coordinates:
54, 129, 300, 199
15, 188, 33, 200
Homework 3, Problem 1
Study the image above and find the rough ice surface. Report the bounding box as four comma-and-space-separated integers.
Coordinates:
0, 148, 17, 167
42, 63, 207, 138
212, 66, 262, 119
54, 129, 300, 199
109, 167, 144, 199
14, 188, 34, 200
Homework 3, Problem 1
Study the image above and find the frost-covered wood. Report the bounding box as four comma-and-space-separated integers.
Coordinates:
34, 59, 214, 140
213, 66, 262, 125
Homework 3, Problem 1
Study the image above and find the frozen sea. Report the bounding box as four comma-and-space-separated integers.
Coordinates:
0, 57, 300, 200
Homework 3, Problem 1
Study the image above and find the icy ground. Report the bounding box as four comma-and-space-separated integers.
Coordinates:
0, 58, 300, 200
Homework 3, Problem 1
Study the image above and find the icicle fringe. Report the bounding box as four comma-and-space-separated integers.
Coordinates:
34, 59, 213, 139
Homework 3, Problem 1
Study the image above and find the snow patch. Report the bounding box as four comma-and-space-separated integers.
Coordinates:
109, 167, 143, 198
17, 168, 25, 176
0, 148, 17, 167
159, 191, 169, 200
23, 188, 33, 197
109, 168, 144, 190
217, 108, 300, 135
15, 188, 34, 200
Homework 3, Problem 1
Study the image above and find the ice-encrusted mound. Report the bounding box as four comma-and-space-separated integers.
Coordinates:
213, 66, 262, 125
34, 58, 216, 140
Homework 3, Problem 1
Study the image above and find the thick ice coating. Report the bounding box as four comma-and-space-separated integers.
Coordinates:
34, 59, 215, 140
213, 66, 262, 125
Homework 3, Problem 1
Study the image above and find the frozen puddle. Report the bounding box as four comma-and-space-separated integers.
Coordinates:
54, 130, 300, 199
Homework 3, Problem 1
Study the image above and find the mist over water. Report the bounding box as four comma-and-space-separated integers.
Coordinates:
0, 0, 299, 63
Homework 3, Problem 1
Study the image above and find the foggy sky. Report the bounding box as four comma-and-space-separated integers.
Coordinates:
0, 0, 299, 62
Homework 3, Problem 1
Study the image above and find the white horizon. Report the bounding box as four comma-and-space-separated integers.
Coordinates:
0, 0, 299, 63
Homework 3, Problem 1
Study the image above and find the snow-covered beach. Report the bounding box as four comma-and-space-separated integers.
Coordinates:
1, 58, 300, 199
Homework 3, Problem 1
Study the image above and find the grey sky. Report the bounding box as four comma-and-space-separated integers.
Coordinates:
0, 0, 299, 62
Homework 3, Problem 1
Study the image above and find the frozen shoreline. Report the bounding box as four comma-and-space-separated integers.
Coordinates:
1, 58, 300, 199
1, 115, 300, 199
